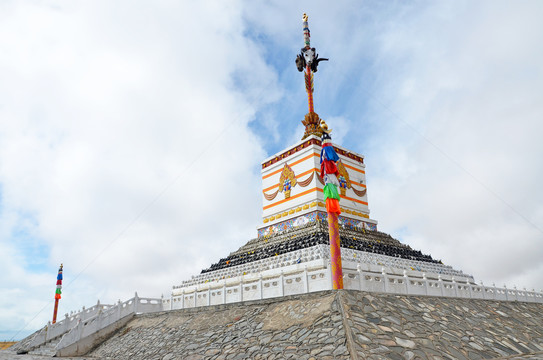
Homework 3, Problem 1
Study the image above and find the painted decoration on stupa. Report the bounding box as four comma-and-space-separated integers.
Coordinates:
262, 162, 316, 203
336, 161, 351, 196
351, 184, 367, 198
279, 163, 297, 199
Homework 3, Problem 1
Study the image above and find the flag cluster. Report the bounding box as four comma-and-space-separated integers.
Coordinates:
320, 122, 341, 214
55, 264, 63, 300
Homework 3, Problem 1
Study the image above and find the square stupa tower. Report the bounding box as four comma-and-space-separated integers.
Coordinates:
258, 134, 378, 238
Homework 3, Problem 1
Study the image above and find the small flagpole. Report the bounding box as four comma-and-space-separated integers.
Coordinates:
52, 264, 63, 324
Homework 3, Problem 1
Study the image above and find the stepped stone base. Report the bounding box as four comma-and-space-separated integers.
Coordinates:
82, 290, 543, 359
182, 222, 467, 290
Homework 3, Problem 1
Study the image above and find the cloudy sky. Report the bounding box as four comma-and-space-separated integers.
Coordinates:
1, 1, 542, 340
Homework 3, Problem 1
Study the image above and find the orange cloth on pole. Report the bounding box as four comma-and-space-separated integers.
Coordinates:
326, 198, 341, 214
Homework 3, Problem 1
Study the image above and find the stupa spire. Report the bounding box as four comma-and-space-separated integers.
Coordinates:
296, 13, 328, 140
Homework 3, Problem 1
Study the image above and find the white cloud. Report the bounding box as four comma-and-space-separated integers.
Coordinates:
0, 0, 281, 338
365, 1, 543, 290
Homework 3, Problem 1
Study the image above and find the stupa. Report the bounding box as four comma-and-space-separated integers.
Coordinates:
170, 13, 472, 306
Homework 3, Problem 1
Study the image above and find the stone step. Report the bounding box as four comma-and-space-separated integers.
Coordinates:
27, 337, 61, 356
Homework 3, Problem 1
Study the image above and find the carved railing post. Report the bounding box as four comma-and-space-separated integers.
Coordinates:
302, 266, 309, 293
259, 274, 264, 299
239, 278, 243, 302
422, 273, 428, 295
77, 319, 83, 343
492, 283, 497, 300
45, 321, 51, 342
134, 292, 139, 313
96, 308, 102, 333
357, 264, 362, 291
193, 287, 197, 307
382, 267, 388, 293
116, 300, 121, 320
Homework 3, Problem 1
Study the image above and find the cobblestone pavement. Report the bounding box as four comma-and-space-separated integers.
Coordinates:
5, 290, 543, 359
341, 291, 543, 359
89, 292, 349, 359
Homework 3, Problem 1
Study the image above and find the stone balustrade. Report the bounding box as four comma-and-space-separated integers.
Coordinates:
55, 293, 161, 352
25, 301, 114, 351
164, 262, 543, 311
15, 293, 161, 355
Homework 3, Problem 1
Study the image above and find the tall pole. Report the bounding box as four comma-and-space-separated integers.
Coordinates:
319, 121, 344, 289
296, 14, 342, 289
52, 264, 63, 324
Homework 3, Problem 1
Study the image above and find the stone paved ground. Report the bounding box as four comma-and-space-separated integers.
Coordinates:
89, 292, 348, 359
341, 291, 543, 359
5, 290, 543, 359
3, 351, 540, 359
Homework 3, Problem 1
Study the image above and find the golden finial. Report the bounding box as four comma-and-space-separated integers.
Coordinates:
320, 119, 332, 134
